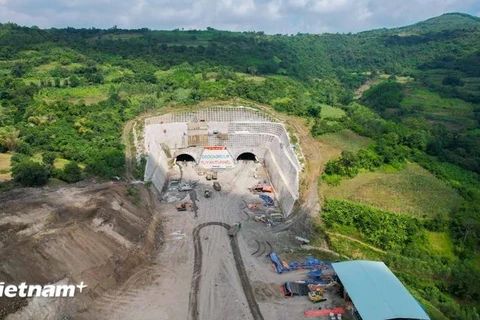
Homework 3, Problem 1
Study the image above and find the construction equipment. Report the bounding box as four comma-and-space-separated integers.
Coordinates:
176, 203, 187, 211
254, 215, 266, 223
269, 252, 284, 273
282, 281, 310, 297
213, 181, 221, 191
308, 287, 326, 303
178, 183, 193, 191
270, 213, 284, 223
206, 173, 212, 180
250, 183, 273, 193
259, 194, 274, 206
304, 308, 344, 318
212, 171, 217, 180
204, 189, 211, 198
295, 236, 310, 244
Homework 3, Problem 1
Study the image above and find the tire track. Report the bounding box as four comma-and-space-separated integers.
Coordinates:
189, 222, 264, 320
251, 240, 261, 256
255, 242, 265, 257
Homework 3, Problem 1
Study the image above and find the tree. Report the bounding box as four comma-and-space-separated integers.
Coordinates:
69, 75, 80, 87
12, 160, 50, 187
247, 66, 258, 75
11, 63, 25, 77
86, 148, 125, 178
307, 105, 322, 118
442, 75, 464, 87
361, 82, 405, 111
42, 152, 56, 167
60, 161, 82, 183
0, 126, 20, 151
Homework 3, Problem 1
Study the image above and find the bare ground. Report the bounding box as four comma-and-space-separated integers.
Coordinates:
0, 181, 162, 319
76, 162, 327, 320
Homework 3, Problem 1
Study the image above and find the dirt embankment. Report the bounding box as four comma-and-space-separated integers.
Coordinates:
0, 182, 163, 319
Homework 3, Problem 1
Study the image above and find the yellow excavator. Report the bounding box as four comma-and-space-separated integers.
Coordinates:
308, 287, 326, 303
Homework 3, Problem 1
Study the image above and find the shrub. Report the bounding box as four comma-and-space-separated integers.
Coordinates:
42, 152, 56, 167
12, 160, 50, 187
15, 141, 33, 156
323, 174, 342, 186
323, 199, 423, 250
86, 148, 125, 178
60, 162, 82, 183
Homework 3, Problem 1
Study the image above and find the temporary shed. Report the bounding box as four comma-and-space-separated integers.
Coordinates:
331, 260, 430, 320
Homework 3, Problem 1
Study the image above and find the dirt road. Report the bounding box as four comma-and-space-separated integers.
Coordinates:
189, 222, 264, 320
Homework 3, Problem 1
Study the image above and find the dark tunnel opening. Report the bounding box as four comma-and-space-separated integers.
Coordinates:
236, 152, 257, 161
176, 154, 196, 162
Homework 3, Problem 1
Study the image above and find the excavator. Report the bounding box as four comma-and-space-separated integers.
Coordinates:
308, 286, 326, 303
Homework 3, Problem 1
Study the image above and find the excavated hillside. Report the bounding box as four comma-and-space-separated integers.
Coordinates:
0, 182, 163, 319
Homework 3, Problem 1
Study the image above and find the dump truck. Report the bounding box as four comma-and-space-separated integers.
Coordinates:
206, 173, 212, 180
213, 181, 221, 191
212, 171, 217, 180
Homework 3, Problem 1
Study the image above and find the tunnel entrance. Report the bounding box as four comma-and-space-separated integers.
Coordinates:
237, 152, 257, 161
176, 154, 196, 162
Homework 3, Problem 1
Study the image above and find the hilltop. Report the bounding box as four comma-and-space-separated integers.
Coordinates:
396, 12, 480, 35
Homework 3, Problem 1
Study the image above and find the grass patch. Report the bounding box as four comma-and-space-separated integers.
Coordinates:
322, 163, 464, 217
0, 153, 12, 181
426, 231, 456, 260
54, 158, 70, 169
234, 72, 266, 82
327, 232, 384, 260
321, 105, 345, 119
402, 86, 474, 128
317, 129, 373, 152
34, 62, 59, 72
0, 153, 11, 170
103, 65, 134, 82
36, 85, 109, 105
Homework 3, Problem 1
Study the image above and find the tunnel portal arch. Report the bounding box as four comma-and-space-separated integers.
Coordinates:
236, 152, 257, 161
175, 154, 196, 162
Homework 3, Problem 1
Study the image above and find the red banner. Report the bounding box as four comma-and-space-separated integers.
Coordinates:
204, 146, 227, 150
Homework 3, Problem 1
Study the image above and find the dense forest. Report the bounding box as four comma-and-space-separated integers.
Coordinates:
1, 12, 480, 319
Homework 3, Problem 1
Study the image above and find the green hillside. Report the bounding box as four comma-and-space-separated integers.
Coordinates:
397, 13, 480, 35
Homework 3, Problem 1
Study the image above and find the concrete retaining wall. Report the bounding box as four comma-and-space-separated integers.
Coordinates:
144, 139, 169, 193
143, 107, 301, 216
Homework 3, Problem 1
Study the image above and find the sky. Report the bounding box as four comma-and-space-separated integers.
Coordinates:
0, 0, 479, 34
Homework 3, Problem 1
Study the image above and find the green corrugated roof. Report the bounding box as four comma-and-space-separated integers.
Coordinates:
332, 261, 430, 320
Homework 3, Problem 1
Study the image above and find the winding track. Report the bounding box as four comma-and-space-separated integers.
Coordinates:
189, 222, 264, 320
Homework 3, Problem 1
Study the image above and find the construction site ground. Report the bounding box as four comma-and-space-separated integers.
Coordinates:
79, 161, 334, 320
